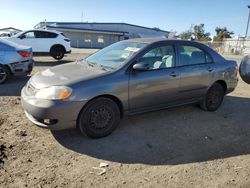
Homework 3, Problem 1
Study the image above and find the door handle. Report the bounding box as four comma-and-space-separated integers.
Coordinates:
170, 72, 177, 77
207, 67, 214, 72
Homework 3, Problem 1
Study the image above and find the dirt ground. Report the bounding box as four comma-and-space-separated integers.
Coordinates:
0, 50, 250, 188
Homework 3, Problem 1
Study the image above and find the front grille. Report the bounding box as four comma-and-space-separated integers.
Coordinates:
26, 82, 38, 96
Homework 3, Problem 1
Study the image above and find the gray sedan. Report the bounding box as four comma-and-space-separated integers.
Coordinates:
21, 39, 238, 138
0, 39, 33, 84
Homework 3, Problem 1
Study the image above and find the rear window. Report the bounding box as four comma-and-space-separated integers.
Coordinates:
0, 39, 19, 49
60, 33, 66, 37
0, 42, 10, 49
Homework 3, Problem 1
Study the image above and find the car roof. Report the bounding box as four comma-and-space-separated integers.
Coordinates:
126, 38, 225, 62
21, 29, 61, 34
126, 38, 205, 45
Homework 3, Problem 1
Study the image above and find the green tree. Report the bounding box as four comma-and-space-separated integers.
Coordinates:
179, 24, 211, 41
193, 24, 211, 41
179, 30, 193, 40
214, 27, 234, 41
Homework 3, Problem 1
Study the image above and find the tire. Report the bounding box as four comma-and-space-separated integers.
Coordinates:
77, 97, 121, 138
200, 83, 225, 111
0, 65, 10, 84
50, 46, 65, 60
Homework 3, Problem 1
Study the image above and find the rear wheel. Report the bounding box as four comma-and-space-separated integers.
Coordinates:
77, 97, 120, 138
0, 65, 10, 84
50, 46, 65, 60
200, 83, 225, 111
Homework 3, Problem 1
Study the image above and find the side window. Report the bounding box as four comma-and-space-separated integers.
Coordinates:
178, 45, 206, 66
143, 48, 162, 58
35, 31, 58, 38
23, 31, 35, 38
139, 45, 175, 70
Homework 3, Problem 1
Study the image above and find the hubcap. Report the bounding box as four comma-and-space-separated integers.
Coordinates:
90, 107, 112, 129
0, 67, 6, 82
55, 51, 63, 59
56, 53, 62, 58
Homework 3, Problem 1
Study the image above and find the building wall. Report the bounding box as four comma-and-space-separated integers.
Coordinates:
61, 31, 121, 48
222, 39, 250, 55
42, 22, 169, 48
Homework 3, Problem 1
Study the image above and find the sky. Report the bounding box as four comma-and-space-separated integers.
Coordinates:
0, 0, 249, 36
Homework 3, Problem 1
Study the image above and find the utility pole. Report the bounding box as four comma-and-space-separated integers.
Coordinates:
245, 5, 250, 38
242, 5, 250, 55
44, 19, 47, 29
81, 12, 83, 22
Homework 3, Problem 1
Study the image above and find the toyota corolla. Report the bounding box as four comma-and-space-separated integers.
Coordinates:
21, 39, 238, 138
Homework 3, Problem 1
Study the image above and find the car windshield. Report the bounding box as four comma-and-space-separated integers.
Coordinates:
83, 41, 147, 70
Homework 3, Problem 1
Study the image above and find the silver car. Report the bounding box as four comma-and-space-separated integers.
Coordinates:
0, 39, 33, 84
21, 39, 238, 138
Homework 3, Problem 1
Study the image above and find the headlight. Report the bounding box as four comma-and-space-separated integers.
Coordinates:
35, 86, 72, 100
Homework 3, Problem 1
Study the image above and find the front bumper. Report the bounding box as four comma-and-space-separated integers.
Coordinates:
21, 87, 87, 130
10, 59, 34, 76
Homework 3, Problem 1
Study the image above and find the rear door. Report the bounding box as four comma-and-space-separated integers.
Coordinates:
128, 43, 181, 112
177, 44, 215, 100
34, 31, 58, 52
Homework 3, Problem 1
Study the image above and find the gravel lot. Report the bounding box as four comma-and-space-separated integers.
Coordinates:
0, 50, 250, 188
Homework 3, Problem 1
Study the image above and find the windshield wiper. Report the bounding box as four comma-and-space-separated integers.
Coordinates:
84, 61, 113, 71
80, 60, 95, 67
99, 64, 114, 71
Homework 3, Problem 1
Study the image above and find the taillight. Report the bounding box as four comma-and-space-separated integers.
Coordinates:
64, 39, 70, 42
18, 51, 30, 57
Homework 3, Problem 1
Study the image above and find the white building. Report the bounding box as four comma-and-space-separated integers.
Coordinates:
34, 22, 169, 48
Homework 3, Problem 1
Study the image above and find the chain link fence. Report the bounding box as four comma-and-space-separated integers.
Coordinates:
201, 39, 250, 57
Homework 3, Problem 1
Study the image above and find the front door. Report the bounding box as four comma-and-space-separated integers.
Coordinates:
129, 44, 181, 112
16, 31, 38, 51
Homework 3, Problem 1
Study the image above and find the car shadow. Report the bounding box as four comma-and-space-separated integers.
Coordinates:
52, 95, 250, 165
0, 76, 30, 96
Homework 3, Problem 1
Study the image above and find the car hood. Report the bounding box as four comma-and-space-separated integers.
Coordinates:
30, 62, 107, 89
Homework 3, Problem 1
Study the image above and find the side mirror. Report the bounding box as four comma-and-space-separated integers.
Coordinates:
18, 35, 25, 39
133, 63, 150, 71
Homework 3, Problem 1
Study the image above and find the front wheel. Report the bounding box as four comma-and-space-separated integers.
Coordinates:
0, 65, 10, 84
77, 98, 120, 138
200, 83, 225, 111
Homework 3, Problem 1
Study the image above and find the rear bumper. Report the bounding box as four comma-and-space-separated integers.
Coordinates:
10, 59, 34, 76
226, 77, 239, 94
21, 87, 87, 130
66, 50, 71, 54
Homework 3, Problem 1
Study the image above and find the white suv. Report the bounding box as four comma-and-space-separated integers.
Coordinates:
7, 30, 71, 60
